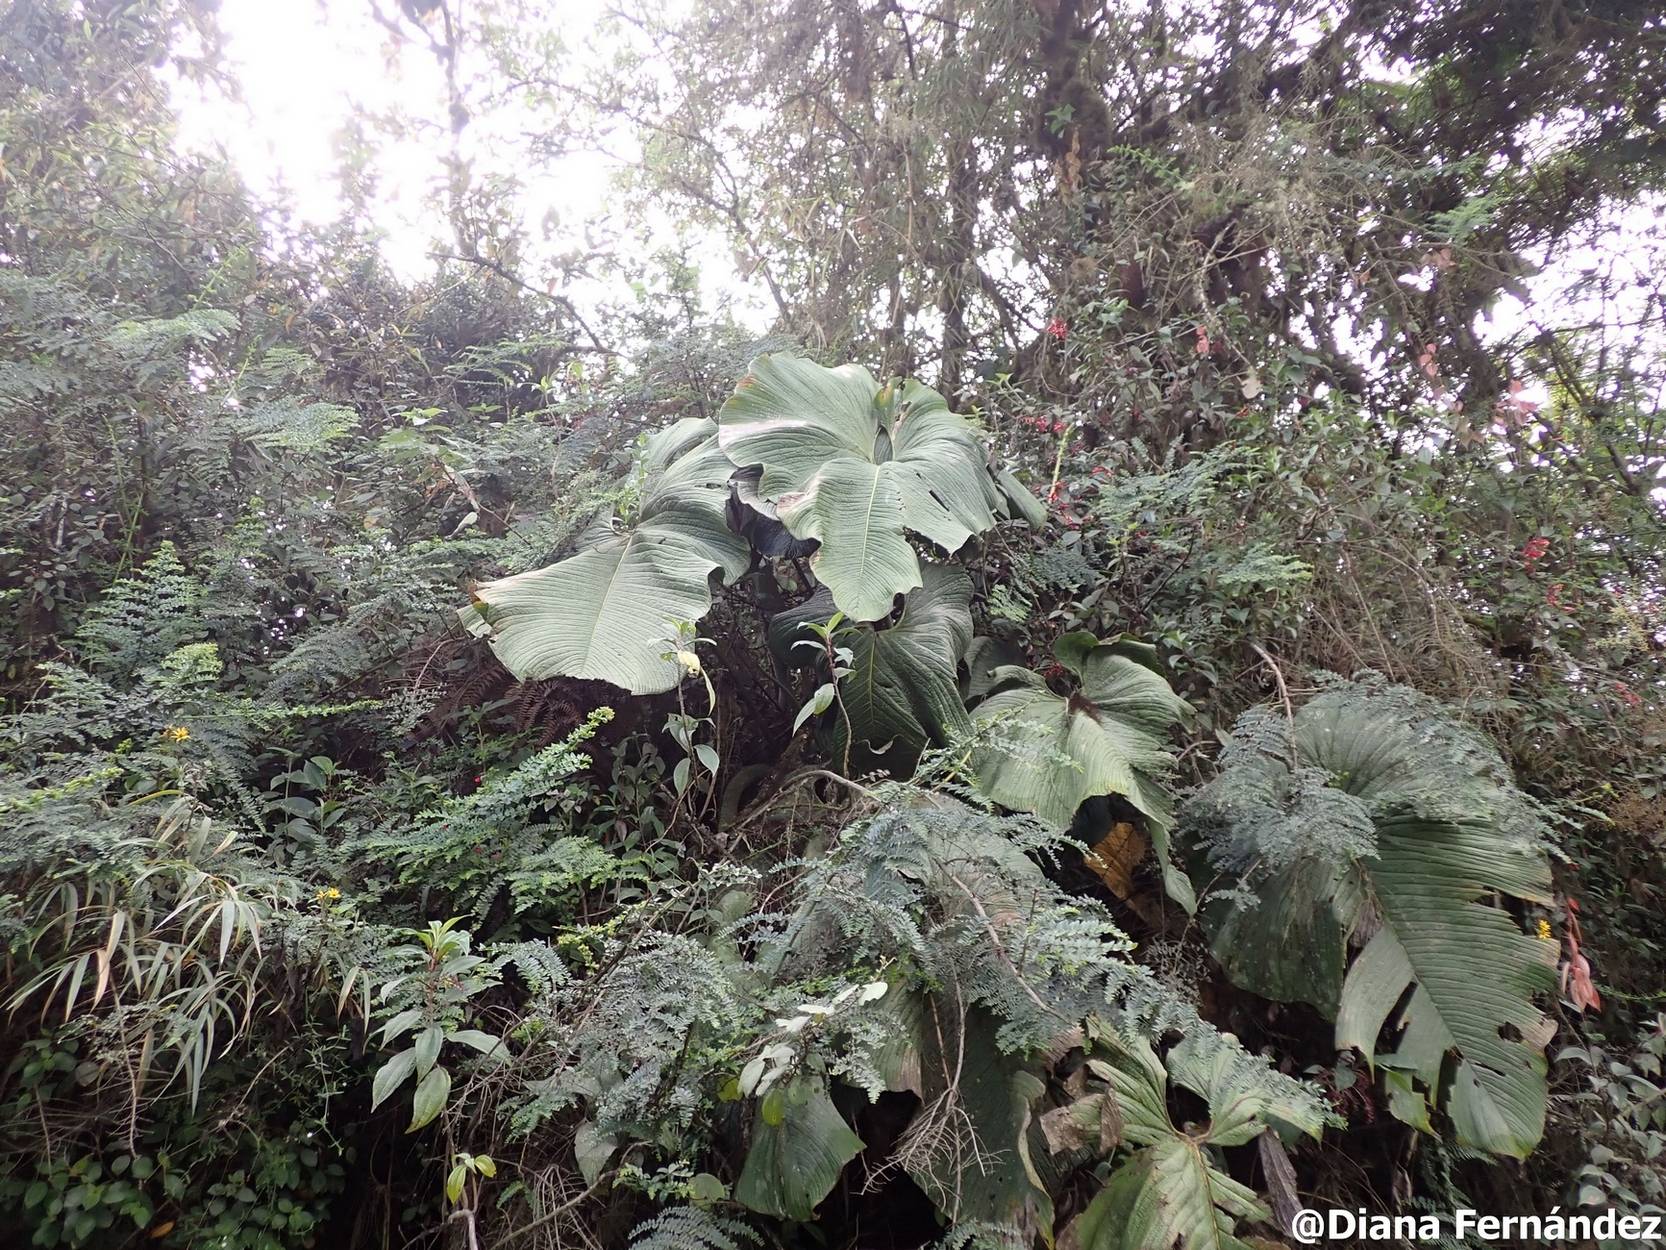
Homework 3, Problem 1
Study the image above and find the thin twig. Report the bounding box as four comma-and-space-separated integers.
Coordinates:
1249, 641, 1295, 729
945, 872, 1063, 1021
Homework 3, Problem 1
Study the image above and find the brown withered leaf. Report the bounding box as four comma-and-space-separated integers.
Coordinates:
1040, 1099, 1094, 1155
1085, 821, 1146, 899
1256, 1129, 1302, 1236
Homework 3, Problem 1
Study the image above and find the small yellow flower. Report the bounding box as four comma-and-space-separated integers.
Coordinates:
316, 886, 342, 903
1536, 918, 1554, 942
675, 649, 702, 676
162, 725, 190, 743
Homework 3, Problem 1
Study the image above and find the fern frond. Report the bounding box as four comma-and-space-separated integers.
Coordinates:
626, 1206, 759, 1250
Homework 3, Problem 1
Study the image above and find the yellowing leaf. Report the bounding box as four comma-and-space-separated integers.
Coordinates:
1086, 821, 1146, 899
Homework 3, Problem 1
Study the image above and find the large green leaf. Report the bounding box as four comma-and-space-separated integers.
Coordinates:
717, 354, 1008, 621
1197, 856, 1353, 1016
887, 378, 1002, 552
1189, 682, 1558, 1157
1335, 815, 1556, 1157
1068, 1031, 1323, 1250
993, 467, 1049, 528
769, 563, 974, 772
775, 457, 923, 622
969, 634, 1193, 908
732, 1074, 863, 1221
460, 418, 750, 694
1070, 1139, 1263, 1250
875, 997, 1054, 1233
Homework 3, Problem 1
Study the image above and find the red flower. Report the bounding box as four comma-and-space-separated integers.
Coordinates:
1522, 536, 1550, 567
1614, 681, 1642, 709
1046, 317, 1068, 342
1546, 582, 1563, 607
1195, 325, 1211, 355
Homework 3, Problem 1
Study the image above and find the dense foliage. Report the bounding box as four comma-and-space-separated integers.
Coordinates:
2, 1, 1664, 1248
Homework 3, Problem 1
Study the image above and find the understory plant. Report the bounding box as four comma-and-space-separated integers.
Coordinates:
7, 7, 1662, 1235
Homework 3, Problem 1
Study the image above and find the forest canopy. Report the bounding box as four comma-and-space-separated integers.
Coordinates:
2, 1, 1664, 1248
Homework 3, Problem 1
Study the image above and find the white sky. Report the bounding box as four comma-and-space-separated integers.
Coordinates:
169, 0, 772, 326
167, 0, 1657, 411
174, 0, 453, 276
